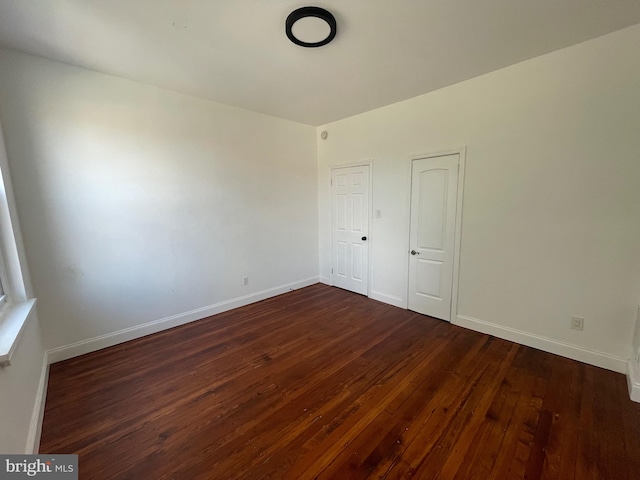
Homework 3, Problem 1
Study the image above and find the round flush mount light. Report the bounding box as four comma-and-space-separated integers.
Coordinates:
286, 6, 337, 48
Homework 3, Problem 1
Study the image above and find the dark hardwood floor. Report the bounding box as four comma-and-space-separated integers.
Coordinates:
40, 284, 640, 479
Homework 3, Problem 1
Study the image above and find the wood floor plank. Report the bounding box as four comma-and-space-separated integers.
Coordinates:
183, 315, 439, 480
591, 367, 628, 480
488, 363, 539, 480
617, 373, 640, 479
382, 339, 518, 479
39, 284, 640, 479
350, 334, 499, 479
430, 343, 520, 480
574, 364, 601, 480
78, 294, 417, 478
281, 323, 466, 479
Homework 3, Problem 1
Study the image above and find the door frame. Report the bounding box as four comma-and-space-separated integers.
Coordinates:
406, 147, 466, 321
329, 160, 373, 297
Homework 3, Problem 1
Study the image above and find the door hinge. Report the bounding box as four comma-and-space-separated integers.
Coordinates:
331, 268, 334, 274
330, 178, 333, 186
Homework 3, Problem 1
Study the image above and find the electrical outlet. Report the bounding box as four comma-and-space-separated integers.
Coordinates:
243, 276, 249, 286
570, 316, 584, 331
375, 210, 382, 219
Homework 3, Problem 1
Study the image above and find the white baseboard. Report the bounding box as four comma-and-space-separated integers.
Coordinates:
25, 351, 49, 453
628, 361, 640, 403
369, 291, 406, 309
319, 276, 331, 285
455, 314, 627, 374
47, 277, 319, 364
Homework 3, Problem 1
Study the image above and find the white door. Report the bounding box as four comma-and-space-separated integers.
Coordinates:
408, 154, 459, 320
331, 165, 370, 295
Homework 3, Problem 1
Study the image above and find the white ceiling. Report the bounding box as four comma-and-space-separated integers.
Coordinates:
0, 1, 639, 126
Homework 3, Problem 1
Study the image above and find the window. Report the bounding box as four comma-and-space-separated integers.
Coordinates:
0, 119, 36, 367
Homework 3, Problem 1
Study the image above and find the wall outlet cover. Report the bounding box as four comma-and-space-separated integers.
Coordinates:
571, 316, 584, 331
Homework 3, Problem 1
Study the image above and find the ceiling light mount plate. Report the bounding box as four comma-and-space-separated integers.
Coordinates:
286, 6, 337, 48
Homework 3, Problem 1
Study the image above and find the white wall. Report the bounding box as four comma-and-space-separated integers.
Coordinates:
0, 47, 318, 351
318, 24, 640, 368
0, 313, 46, 453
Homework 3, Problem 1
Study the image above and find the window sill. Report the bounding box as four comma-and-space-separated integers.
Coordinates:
0, 298, 37, 367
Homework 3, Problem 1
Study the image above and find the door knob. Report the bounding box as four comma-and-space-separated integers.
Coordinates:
361, 236, 367, 241
411, 250, 420, 255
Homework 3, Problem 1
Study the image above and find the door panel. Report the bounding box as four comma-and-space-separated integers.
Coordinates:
352, 243, 364, 280
352, 193, 364, 232
416, 259, 443, 298
332, 165, 370, 295
408, 155, 458, 320
336, 241, 348, 277
418, 170, 447, 250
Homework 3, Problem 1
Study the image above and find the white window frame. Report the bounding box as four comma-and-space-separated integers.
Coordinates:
0, 117, 36, 367
0, 276, 6, 307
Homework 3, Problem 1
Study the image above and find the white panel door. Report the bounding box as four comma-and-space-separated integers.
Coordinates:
408, 154, 459, 320
332, 165, 370, 295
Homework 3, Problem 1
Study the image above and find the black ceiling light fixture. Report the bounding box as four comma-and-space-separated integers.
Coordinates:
286, 6, 337, 48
